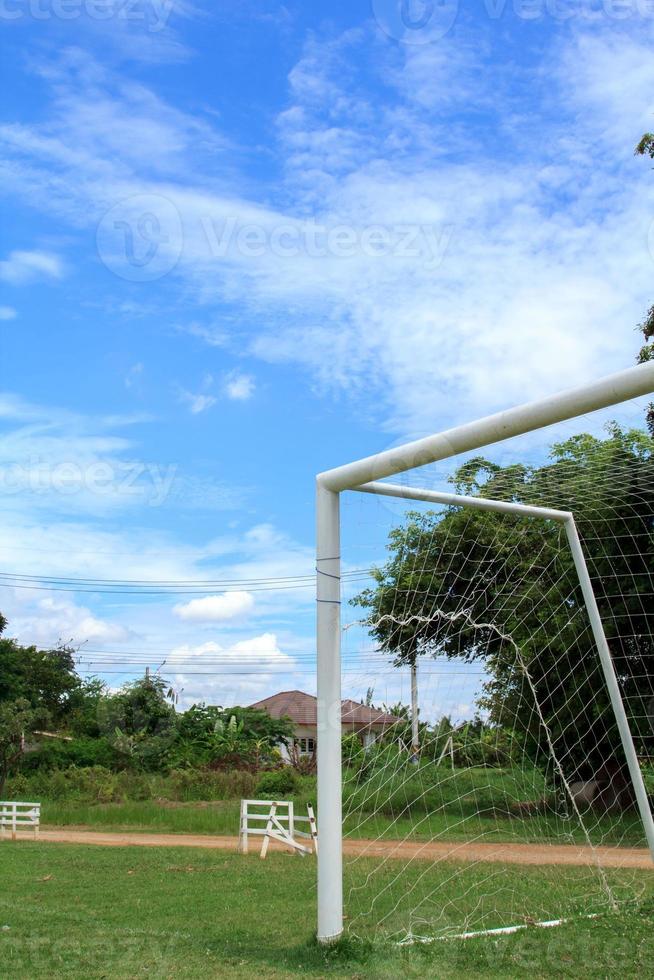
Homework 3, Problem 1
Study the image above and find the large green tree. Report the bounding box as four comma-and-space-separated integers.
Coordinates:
0, 632, 81, 725
353, 428, 654, 780
636, 133, 654, 435
0, 616, 49, 790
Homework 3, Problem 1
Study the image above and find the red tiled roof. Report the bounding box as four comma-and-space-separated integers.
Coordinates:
249, 690, 398, 728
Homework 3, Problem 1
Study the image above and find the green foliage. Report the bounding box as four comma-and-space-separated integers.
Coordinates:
0, 638, 82, 721
102, 675, 177, 738
65, 677, 109, 737
255, 767, 299, 798
343, 750, 549, 818
635, 136, 654, 433
636, 133, 654, 158
342, 733, 365, 769
5, 765, 259, 804
353, 428, 654, 780
19, 736, 118, 772
167, 767, 257, 801
0, 698, 49, 794
173, 704, 293, 771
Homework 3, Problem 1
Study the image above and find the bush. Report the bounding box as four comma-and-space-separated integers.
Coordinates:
166, 769, 257, 802
255, 768, 299, 798
4, 766, 259, 805
19, 737, 120, 773
342, 734, 364, 769
5, 766, 123, 803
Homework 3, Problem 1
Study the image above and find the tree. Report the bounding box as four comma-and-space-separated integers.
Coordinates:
176, 704, 293, 771
353, 427, 654, 781
0, 637, 82, 723
635, 135, 654, 435
0, 699, 49, 794
100, 675, 178, 771
104, 675, 177, 738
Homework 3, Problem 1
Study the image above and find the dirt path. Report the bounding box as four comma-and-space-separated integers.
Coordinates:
7, 828, 652, 869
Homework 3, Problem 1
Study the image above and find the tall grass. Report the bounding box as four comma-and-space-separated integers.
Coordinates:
5, 766, 258, 804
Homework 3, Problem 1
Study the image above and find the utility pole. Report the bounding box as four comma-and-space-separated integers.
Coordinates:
410, 658, 419, 761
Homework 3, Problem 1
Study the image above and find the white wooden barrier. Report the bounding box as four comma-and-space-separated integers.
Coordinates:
0, 802, 41, 840
239, 800, 317, 858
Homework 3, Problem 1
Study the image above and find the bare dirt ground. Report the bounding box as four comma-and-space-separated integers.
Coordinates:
7, 828, 652, 869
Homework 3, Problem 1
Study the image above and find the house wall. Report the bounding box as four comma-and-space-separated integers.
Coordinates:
279, 723, 387, 761
280, 724, 317, 761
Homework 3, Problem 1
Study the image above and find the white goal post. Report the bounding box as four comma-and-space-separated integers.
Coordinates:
315, 361, 654, 944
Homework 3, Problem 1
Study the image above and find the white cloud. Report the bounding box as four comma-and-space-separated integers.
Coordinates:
168, 633, 296, 708
177, 387, 217, 414
7, 595, 130, 649
223, 372, 255, 401
0, 306, 16, 320
173, 590, 255, 623
0, 250, 65, 285
3, 27, 652, 438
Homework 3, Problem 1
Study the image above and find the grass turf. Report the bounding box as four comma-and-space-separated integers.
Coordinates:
0, 842, 652, 978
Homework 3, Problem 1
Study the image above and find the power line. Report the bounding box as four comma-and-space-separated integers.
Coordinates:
0, 568, 373, 596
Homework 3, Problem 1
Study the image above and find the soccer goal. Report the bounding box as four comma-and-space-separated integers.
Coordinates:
315, 362, 654, 944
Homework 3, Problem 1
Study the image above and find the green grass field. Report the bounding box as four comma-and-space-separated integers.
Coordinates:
1, 842, 653, 978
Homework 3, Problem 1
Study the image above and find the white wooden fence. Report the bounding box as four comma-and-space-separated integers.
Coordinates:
0, 802, 40, 839
239, 800, 317, 858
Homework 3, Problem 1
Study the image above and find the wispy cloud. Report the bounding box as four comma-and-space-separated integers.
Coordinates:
124, 363, 144, 390
0, 391, 176, 513
0, 306, 17, 320
2, 25, 653, 437
177, 387, 217, 414
0, 250, 65, 285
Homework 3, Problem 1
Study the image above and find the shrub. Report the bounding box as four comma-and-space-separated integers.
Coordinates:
19, 737, 119, 773
4, 766, 259, 805
342, 734, 364, 769
5, 766, 123, 803
167, 768, 257, 802
255, 768, 299, 798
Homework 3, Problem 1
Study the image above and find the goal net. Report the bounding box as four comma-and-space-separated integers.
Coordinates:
319, 373, 654, 944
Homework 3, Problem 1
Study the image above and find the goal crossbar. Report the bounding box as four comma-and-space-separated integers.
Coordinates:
315, 362, 654, 944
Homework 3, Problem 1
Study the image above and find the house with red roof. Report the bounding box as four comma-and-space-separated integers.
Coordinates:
250, 689, 398, 759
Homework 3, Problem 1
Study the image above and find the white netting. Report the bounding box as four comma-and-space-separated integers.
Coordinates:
338, 413, 654, 942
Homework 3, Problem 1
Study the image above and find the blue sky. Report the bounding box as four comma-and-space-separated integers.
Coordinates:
1, 0, 653, 711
